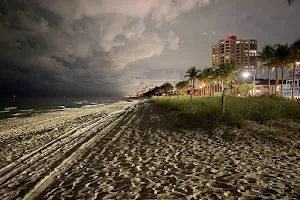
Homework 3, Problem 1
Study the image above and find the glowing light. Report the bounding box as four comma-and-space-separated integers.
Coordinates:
202, 83, 206, 87
243, 72, 250, 78
228, 34, 231, 39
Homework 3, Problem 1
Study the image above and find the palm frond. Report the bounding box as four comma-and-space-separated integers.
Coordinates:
288, 0, 295, 5
290, 38, 300, 51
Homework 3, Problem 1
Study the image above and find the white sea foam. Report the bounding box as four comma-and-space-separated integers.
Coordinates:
4, 107, 17, 111
12, 113, 22, 116
0, 110, 9, 114
82, 104, 104, 108
74, 100, 89, 105
20, 109, 34, 112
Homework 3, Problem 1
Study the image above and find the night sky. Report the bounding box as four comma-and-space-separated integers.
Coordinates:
0, 0, 299, 97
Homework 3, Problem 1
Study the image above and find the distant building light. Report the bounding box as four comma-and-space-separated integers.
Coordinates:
228, 34, 231, 39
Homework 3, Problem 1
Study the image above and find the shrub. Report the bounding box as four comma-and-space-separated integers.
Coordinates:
250, 93, 287, 101
152, 95, 300, 124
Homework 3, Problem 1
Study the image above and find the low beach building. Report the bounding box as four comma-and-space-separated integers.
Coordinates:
280, 70, 300, 99
253, 79, 279, 96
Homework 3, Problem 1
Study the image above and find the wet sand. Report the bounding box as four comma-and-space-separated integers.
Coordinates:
0, 99, 300, 199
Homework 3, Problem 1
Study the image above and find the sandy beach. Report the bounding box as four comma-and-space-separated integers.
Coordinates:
0, 99, 300, 200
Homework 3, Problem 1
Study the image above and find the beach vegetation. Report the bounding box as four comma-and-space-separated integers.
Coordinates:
175, 81, 190, 95
153, 95, 300, 125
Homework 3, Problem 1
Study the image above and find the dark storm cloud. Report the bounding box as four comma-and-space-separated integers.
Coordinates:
1, 0, 298, 96
0, 0, 211, 97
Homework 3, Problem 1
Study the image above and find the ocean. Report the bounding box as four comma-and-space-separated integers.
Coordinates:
0, 97, 121, 120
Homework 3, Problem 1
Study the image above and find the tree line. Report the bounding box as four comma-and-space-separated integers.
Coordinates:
144, 37, 300, 99
258, 40, 300, 99
143, 61, 239, 97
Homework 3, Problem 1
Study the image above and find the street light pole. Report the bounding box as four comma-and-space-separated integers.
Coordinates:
199, 85, 202, 96
243, 71, 256, 96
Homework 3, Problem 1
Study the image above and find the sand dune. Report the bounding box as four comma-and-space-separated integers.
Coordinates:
0, 99, 299, 199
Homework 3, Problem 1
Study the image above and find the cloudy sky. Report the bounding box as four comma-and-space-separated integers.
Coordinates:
0, 0, 299, 97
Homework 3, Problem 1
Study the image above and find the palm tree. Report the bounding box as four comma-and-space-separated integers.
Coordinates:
274, 44, 291, 96
270, 59, 281, 92
258, 45, 275, 93
201, 67, 216, 96
185, 66, 201, 94
218, 61, 237, 91
289, 38, 300, 99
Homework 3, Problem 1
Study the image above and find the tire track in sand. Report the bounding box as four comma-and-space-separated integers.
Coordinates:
0, 102, 138, 200
37, 100, 146, 200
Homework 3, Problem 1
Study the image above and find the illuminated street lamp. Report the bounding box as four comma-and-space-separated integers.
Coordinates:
242, 71, 256, 96
243, 72, 250, 78
201, 83, 206, 96
199, 85, 203, 96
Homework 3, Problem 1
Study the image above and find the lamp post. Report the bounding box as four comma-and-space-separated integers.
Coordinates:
202, 83, 205, 96
243, 71, 256, 96
199, 85, 203, 96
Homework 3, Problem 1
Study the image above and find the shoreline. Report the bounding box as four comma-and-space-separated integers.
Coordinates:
0, 97, 126, 120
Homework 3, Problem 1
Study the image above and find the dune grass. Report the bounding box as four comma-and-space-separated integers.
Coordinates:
153, 95, 300, 125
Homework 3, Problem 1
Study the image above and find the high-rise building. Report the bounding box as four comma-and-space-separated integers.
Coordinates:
212, 35, 257, 70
